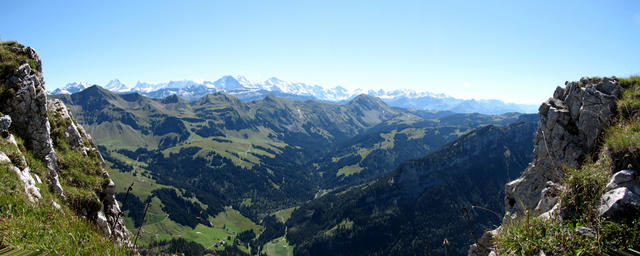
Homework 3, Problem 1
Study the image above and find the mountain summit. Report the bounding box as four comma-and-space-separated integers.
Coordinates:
50, 76, 537, 114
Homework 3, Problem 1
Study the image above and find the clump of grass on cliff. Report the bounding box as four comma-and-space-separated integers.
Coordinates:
616, 76, 640, 120
48, 108, 111, 219
560, 155, 610, 222
0, 137, 128, 255
0, 40, 41, 104
0, 40, 40, 78
495, 77, 640, 254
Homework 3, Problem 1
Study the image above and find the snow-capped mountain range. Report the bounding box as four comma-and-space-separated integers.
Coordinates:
50, 76, 537, 114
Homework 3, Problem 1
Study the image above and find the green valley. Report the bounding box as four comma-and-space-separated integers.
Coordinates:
53, 86, 536, 254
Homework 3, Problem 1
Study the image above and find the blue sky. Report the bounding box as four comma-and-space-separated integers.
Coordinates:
2, 0, 639, 104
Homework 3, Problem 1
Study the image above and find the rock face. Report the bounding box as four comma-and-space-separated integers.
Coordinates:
469, 77, 622, 255
504, 77, 621, 218
0, 43, 130, 247
0, 46, 64, 199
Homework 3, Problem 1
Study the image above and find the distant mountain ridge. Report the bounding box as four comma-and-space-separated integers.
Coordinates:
50, 76, 537, 114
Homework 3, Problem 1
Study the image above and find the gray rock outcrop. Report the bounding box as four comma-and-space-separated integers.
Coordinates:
469, 77, 622, 256
0, 45, 64, 199
505, 77, 620, 218
1, 43, 130, 247
0, 115, 11, 132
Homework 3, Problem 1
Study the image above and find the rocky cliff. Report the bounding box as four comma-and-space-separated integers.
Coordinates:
470, 76, 640, 255
0, 41, 130, 250
505, 77, 621, 219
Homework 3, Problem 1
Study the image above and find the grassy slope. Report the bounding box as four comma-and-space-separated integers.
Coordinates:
110, 160, 263, 251
262, 236, 294, 256
0, 138, 128, 255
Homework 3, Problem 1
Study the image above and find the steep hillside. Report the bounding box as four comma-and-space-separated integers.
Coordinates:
472, 77, 640, 255
286, 121, 537, 256
314, 112, 534, 187
0, 41, 130, 253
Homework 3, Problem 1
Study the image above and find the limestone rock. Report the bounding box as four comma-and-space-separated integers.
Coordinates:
535, 181, 562, 214
599, 187, 640, 221
51, 200, 61, 211
604, 170, 640, 195
96, 210, 111, 237
505, 77, 621, 218
0, 43, 131, 247
598, 170, 640, 221
0, 115, 11, 132
0, 151, 10, 163
474, 77, 621, 256
9, 164, 41, 203
0, 43, 64, 200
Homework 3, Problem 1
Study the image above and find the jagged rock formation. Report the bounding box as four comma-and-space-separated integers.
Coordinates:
504, 77, 621, 218
0, 47, 65, 199
0, 42, 130, 247
469, 77, 623, 255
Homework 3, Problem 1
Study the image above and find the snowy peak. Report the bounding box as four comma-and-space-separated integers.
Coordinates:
50, 81, 90, 94
213, 76, 255, 90
51, 76, 538, 114
104, 79, 130, 93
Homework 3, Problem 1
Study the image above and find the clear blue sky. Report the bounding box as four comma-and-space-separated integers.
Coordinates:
2, 0, 639, 104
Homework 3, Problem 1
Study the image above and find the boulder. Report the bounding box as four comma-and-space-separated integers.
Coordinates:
599, 187, 640, 221
604, 170, 640, 195
0, 115, 11, 132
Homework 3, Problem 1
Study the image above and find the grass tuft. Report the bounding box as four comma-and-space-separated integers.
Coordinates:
559, 156, 610, 222
617, 76, 640, 119
0, 41, 41, 102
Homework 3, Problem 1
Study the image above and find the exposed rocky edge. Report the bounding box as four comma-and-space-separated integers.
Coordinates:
469, 77, 622, 255
48, 98, 131, 246
505, 77, 621, 217
0, 42, 130, 247
0, 46, 65, 199
0, 115, 42, 203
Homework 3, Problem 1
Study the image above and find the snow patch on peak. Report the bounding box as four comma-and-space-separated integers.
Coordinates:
104, 79, 130, 93
50, 81, 90, 94
52, 75, 538, 114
